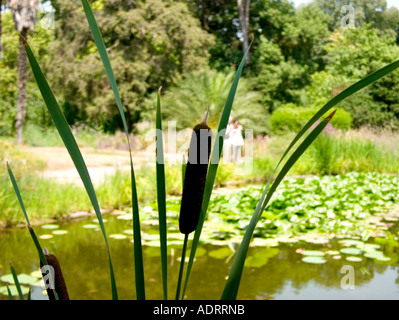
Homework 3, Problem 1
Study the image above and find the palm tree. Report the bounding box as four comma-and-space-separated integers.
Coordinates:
161, 69, 267, 134
7, 0, 39, 144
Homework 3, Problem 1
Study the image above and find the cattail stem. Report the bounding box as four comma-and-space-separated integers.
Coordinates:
175, 233, 189, 300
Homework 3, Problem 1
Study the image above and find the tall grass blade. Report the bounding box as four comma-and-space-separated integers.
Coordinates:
81, 0, 145, 299
6, 162, 30, 227
7, 163, 59, 300
155, 88, 168, 300
27, 288, 32, 300
23, 42, 117, 300
181, 45, 250, 298
6, 285, 13, 300
221, 111, 336, 300
10, 262, 24, 300
182, 154, 187, 186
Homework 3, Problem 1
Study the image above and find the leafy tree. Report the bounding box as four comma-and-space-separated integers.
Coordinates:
281, 3, 329, 73
0, 9, 53, 136
304, 25, 399, 127
184, 0, 295, 71
249, 4, 329, 111
315, 0, 399, 35
47, 0, 214, 133
250, 36, 305, 112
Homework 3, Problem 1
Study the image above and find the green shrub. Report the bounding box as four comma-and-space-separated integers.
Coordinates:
22, 124, 63, 147
269, 104, 352, 133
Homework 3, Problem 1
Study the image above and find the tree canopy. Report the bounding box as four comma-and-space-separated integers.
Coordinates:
1, 0, 399, 135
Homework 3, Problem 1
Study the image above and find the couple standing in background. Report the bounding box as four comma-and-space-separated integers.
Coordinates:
224, 116, 244, 164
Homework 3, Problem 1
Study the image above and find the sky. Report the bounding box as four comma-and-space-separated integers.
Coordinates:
292, 0, 399, 8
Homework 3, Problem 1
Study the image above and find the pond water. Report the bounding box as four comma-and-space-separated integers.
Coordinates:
1, 211, 399, 300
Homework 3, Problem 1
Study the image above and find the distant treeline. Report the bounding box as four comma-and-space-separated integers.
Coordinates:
1, 0, 399, 136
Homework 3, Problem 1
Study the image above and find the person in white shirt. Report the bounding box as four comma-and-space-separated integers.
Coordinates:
229, 119, 244, 164
223, 115, 234, 163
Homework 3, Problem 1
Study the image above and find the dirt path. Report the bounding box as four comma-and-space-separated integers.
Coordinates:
22, 146, 164, 185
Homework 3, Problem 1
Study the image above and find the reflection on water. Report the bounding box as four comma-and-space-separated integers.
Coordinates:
0, 213, 398, 300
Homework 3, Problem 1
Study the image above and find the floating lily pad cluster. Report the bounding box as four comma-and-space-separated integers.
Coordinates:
298, 237, 396, 264
38, 224, 69, 240
206, 172, 399, 239
0, 270, 44, 297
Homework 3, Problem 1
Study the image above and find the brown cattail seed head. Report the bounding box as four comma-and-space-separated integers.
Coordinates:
179, 112, 212, 235
40, 249, 69, 300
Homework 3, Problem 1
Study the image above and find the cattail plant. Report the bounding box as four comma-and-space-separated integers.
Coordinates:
179, 108, 212, 235
175, 108, 212, 299
40, 248, 69, 300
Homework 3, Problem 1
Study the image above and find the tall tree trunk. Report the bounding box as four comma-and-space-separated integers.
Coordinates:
237, 0, 250, 62
0, 0, 3, 55
15, 28, 28, 144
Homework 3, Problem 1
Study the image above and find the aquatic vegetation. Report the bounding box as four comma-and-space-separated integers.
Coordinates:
207, 173, 399, 239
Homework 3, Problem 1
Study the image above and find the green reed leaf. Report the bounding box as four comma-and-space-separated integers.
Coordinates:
156, 88, 168, 300
81, 0, 145, 299
221, 112, 335, 300
7, 163, 59, 300
10, 263, 24, 300
24, 42, 117, 300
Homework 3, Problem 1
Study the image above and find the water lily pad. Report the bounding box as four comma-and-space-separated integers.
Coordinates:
39, 234, 53, 240
0, 273, 37, 285
339, 239, 364, 247
143, 234, 160, 241
346, 256, 362, 262
301, 256, 327, 264
244, 248, 279, 268
340, 247, 363, 255
359, 243, 381, 252
326, 250, 340, 255
0, 285, 30, 296
195, 247, 207, 257
364, 251, 391, 261
109, 234, 128, 240
116, 214, 132, 220
52, 230, 68, 235
31, 279, 45, 288
208, 248, 233, 259
251, 238, 279, 247
301, 250, 325, 257
0, 274, 14, 284
123, 229, 134, 235
41, 224, 59, 230
30, 270, 42, 278
82, 224, 98, 229
144, 241, 160, 247
15, 273, 38, 285
167, 233, 185, 240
